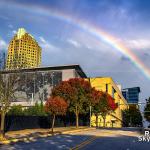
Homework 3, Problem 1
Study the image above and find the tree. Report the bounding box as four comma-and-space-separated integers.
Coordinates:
89, 88, 102, 127
51, 78, 93, 128
91, 91, 117, 127
45, 96, 68, 134
144, 97, 150, 123
24, 102, 47, 116
123, 107, 142, 127
0, 73, 18, 139
7, 105, 24, 116
101, 93, 118, 127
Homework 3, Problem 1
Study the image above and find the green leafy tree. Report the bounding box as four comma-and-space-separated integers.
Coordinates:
51, 78, 93, 128
7, 103, 47, 116
7, 105, 24, 116
24, 102, 47, 116
123, 107, 142, 127
45, 96, 68, 134
144, 97, 150, 123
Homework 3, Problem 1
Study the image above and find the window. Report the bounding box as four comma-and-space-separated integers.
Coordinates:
106, 84, 108, 92
112, 87, 116, 98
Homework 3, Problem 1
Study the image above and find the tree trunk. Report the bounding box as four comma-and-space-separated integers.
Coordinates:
51, 114, 55, 135
0, 111, 5, 139
95, 114, 98, 127
103, 116, 106, 127
75, 106, 79, 128
96, 114, 98, 128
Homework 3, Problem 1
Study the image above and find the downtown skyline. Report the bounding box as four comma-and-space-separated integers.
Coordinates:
0, 0, 150, 103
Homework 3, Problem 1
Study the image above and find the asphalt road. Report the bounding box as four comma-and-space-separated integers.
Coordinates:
1, 128, 150, 150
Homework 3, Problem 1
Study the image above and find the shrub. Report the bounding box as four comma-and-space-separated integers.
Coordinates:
24, 102, 47, 116
7, 105, 24, 116
7, 102, 47, 116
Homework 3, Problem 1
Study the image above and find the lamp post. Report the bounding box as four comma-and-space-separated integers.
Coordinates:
90, 105, 92, 127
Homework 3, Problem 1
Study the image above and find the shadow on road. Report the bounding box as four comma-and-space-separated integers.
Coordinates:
1, 129, 149, 150
1, 134, 92, 150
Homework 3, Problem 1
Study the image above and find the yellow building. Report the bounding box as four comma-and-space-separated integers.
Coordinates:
6, 28, 41, 70
89, 77, 128, 128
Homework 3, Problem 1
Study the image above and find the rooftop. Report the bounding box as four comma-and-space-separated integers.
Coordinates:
16, 28, 34, 39
0, 64, 87, 78
122, 87, 141, 92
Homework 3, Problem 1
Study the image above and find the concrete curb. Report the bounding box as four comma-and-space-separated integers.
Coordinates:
0, 127, 95, 145
62, 127, 95, 134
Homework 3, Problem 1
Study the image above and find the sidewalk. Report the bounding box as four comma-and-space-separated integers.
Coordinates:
0, 126, 94, 145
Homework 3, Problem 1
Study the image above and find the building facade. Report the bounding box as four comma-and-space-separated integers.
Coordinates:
0, 64, 86, 106
122, 87, 140, 104
6, 28, 41, 70
89, 77, 128, 128
0, 51, 5, 70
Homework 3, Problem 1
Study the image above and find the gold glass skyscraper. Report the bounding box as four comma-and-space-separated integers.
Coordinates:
6, 28, 41, 70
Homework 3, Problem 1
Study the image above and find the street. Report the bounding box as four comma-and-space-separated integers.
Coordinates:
1, 128, 150, 150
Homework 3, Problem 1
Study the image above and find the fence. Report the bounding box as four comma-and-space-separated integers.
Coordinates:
1, 113, 89, 132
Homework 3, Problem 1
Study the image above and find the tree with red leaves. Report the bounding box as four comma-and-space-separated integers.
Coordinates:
45, 96, 68, 134
90, 89, 102, 127
51, 78, 93, 128
91, 91, 117, 127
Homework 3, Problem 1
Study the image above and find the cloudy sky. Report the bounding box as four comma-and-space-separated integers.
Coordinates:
0, 0, 150, 107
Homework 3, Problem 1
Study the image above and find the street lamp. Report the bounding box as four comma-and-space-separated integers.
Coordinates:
90, 105, 92, 127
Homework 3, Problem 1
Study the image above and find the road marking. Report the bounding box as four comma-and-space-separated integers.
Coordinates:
70, 136, 98, 150
69, 129, 139, 150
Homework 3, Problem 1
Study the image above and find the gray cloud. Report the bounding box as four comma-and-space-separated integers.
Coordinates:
120, 56, 130, 62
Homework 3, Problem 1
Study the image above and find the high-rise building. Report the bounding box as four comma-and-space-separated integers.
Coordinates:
6, 28, 41, 70
0, 51, 6, 70
122, 87, 140, 104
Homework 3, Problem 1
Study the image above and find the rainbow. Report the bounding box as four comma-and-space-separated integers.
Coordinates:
2, 1, 150, 79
